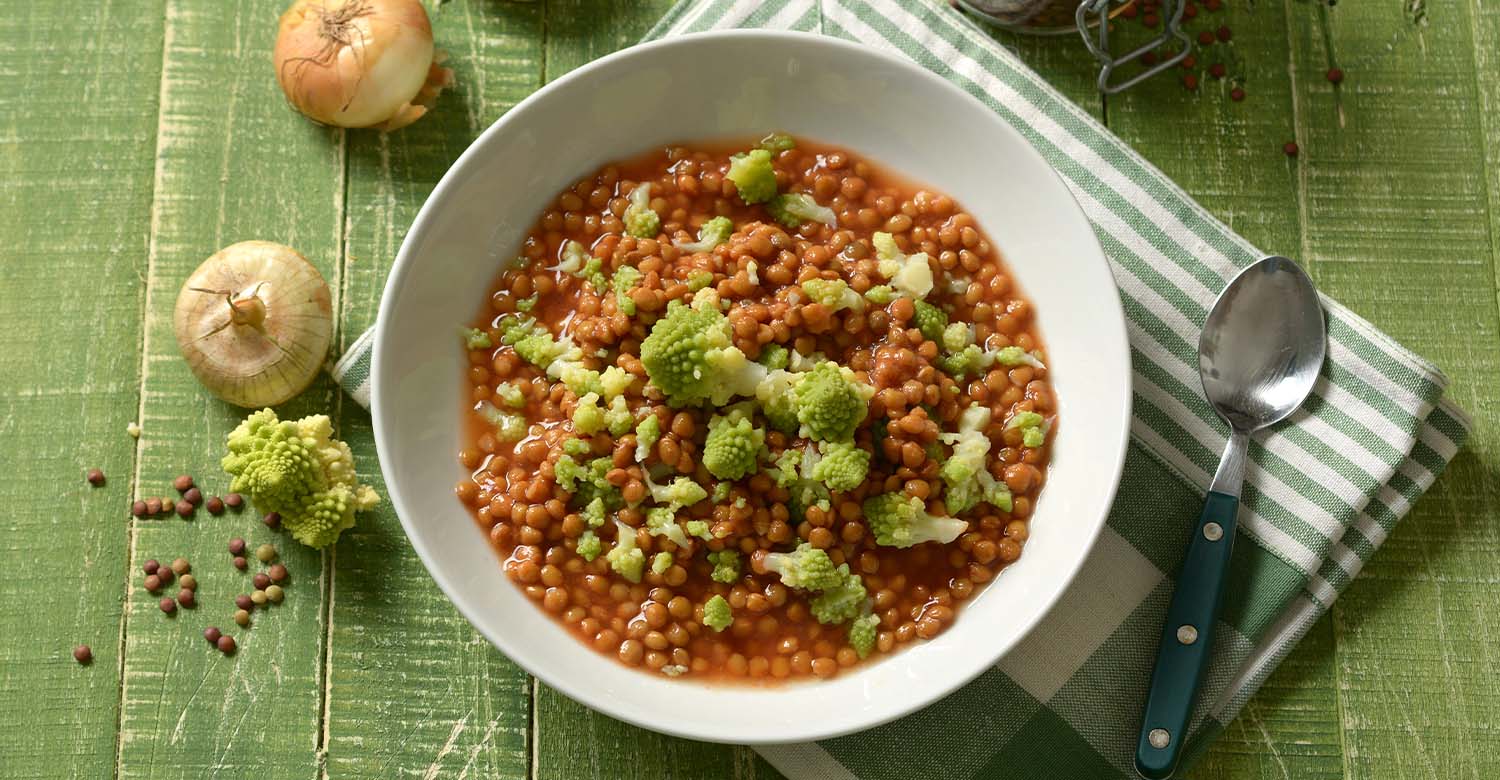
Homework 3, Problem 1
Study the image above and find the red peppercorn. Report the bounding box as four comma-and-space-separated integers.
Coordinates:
1209, 63, 1227, 79
1326, 67, 1344, 84
1230, 87, 1246, 102
1181, 54, 1197, 69
1197, 31, 1214, 46
1142, 50, 1159, 66
1205, 0, 1221, 10
74, 645, 93, 664
1183, 74, 1199, 91
1216, 25, 1231, 42
217, 635, 237, 655
1283, 141, 1299, 157
1121, 3, 1138, 18
1143, 13, 1159, 27
204, 626, 222, 645
1184, 4, 1197, 19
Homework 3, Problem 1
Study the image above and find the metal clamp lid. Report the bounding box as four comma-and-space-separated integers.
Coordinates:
1075, 0, 1191, 93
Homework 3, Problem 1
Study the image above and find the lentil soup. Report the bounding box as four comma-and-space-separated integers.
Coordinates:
457, 136, 1055, 683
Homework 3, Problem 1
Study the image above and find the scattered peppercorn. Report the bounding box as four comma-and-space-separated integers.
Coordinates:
251, 590, 268, 607
206, 496, 224, 515
1181, 54, 1197, 69
173, 475, 194, 493
145, 498, 162, 515
1284, 141, 1299, 157
1183, 74, 1199, 91
86, 469, 105, 487
131, 501, 147, 517
268, 563, 288, 584
234, 609, 251, 627
171, 558, 190, 575
177, 589, 196, 608
73, 645, 92, 664
143, 560, 160, 575
156, 569, 173, 586
263, 512, 281, 530
225, 493, 244, 510
252, 573, 271, 590
1197, 30, 1213, 45
1231, 87, 1246, 102
1216, 25, 1231, 42
229, 538, 246, 556
182, 487, 202, 506
159, 597, 177, 614
216, 635, 236, 654
233, 556, 248, 571
204, 626, 222, 644
175, 502, 193, 519
1142, 50, 1159, 66
179, 574, 197, 591
256, 544, 277, 563
1205, 0, 1221, 10
161, 498, 175, 513
144, 574, 162, 593
1143, 12, 1159, 27
1183, 3, 1197, 18
265, 585, 284, 604
1209, 63, 1226, 79
1326, 67, 1344, 84
235, 594, 253, 611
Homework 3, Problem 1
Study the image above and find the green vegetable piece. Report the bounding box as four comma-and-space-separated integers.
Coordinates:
494, 382, 526, 409
702, 410, 766, 481
1023, 425, 1047, 449
686, 271, 715, 291
849, 613, 879, 658
573, 392, 607, 435
810, 565, 867, 625
624, 182, 661, 239
463, 327, 493, 350
799, 278, 864, 313
762, 542, 842, 591
645, 506, 691, 548
942, 323, 972, 353
795, 362, 872, 442
605, 519, 645, 583
757, 343, 789, 371
515, 294, 538, 312
767, 192, 837, 229
582, 497, 607, 528
992, 346, 1046, 369
872, 231, 934, 299
563, 438, 592, 458
727, 148, 777, 204
862, 492, 968, 548
604, 395, 633, 437
808, 440, 871, 493
221, 410, 380, 550
651, 551, 674, 575
702, 594, 733, 632
758, 132, 796, 153
863, 285, 895, 305
1006, 411, 1045, 431
576, 531, 602, 561
612, 265, 643, 316
707, 549, 741, 584
937, 344, 985, 381
911, 300, 948, 343
477, 402, 527, 443
639, 300, 767, 406
674, 216, 734, 253
634, 415, 661, 463
645, 473, 709, 509
684, 519, 713, 541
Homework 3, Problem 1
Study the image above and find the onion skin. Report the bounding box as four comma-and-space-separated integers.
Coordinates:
174, 241, 333, 409
274, 0, 452, 130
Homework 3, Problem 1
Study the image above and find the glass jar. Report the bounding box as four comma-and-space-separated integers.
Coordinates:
956, 0, 1191, 93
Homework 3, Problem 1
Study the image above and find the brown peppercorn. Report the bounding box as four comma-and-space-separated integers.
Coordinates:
203, 626, 222, 644
143, 559, 160, 575
1216, 25, 1231, 42
1209, 62, 1226, 80
175, 501, 193, 519
205, 496, 224, 515
1326, 67, 1344, 84
267, 564, 288, 584
235, 594, 253, 611
144, 574, 162, 593
145, 498, 162, 515
229, 538, 246, 555
171, 558, 190, 575
182, 487, 202, 506
1230, 87, 1246, 102
216, 635, 236, 654
131, 500, 147, 517
263, 512, 281, 530
159, 597, 176, 615
224, 493, 244, 509
178, 574, 197, 591
162, 498, 175, 514
1283, 141, 1299, 157
252, 573, 271, 590
173, 475, 194, 492
73, 645, 92, 664
86, 469, 105, 486
233, 556, 248, 571
1197, 30, 1213, 45
177, 589, 195, 608
156, 568, 173, 586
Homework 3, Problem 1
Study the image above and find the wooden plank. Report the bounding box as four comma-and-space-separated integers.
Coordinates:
114, 2, 346, 777
1091, 5, 1347, 779
323, 2, 543, 777
0, 1, 163, 777
1280, 1, 1500, 779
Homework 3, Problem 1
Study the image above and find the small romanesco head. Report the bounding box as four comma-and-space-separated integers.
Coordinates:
638, 300, 733, 406
702, 594, 734, 632
795, 362, 873, 442
623, 182, 661, 239
707, 549, 741, 584
701, 410, 766, 481
222, 410, 379, 549
726, 148, 778, 205
849, 613, 879, 658
762, 542, 843, 591
808, 440, 872, 493
810, 565, 867, 625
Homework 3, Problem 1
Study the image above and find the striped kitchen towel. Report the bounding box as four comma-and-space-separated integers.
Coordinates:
332, 1, 1472, 777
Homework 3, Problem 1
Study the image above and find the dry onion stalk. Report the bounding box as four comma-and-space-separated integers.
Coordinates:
174, 241, 333, 408
274, 0, 454, 131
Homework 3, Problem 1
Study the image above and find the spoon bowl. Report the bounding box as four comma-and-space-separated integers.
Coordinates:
1198, 256, 1327, 433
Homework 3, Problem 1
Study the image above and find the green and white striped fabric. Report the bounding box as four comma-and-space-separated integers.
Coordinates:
331, 1, 1471, 776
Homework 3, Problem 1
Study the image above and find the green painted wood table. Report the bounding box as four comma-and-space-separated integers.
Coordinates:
3, 1, 1495, 778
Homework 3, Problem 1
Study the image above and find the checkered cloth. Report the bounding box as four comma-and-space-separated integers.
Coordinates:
332, 1, 1471, 776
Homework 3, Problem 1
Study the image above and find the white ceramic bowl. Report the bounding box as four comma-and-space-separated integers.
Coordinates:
372, 30, 1131, 744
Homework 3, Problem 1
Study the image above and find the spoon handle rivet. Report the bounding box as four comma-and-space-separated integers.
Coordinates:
1148, 729, 1171, 749
1203, 522, 1223, 541
1176, 625, 1198, 645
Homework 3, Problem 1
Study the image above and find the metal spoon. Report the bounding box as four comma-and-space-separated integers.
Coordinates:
1134, 256, 1326, 779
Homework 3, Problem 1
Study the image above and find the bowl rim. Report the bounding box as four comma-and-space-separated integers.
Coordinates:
371, 28, 1133, 743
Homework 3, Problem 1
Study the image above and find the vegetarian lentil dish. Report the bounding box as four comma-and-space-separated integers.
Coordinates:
456, 135, 1055, 682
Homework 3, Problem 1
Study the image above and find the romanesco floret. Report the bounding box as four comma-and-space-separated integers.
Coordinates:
605, 519, 645, 583
707, 549, 741, 584
624, 182, 661, 239
634, 415, 661, 462
727, 148, 777, 204
807, 440, 872, 493
576, 530, 602, 561
766, 447, 803, 488
767, 192, 838, 229
612, 265, 643, 316
476, 402, 528, 443
498, 315, 578, 371
604, 394, 633, 437
581, 496, 607, 528
645, 506, 691, 548
494, 382, 526, 409
912, 300, 948, 343
942, 323, 973, 353
686, 270, 715, 291
862, 492, 969, 548
685, 519, 713, 541
753, 369, 801, 434
463, 327, 493, 350
757, 343, 789, 371
712, 481, 732, 504
515, 293, 538, 312
549, 240, 607, 289
810, 565, 868, 625
599, 366, 632, 400
937, 405, 1011, 515
639, 300, 767, 406
673, 216, 733, 253
221, 409, 380, 549
651, 551, 674, 575
572, 392, 607, 435
992, 346, 1046, 370
762, 542, 843, 590
558, 456, 624, 511
794, 362, 874, 442
872, 231, 935, 299
702, 594, 733, 632
702, 409, 766, 481
800, 278, 864, 313
644, 472, 709, 510
863, 285, 895, 305
849, 613, 879, 658
759, 132, 796, 153
1007, 410, 1048, 449
938, 344, 986, 381
563, 438, 592, 458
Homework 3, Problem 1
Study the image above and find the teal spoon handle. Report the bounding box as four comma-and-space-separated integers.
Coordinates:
1134, 486, 1241, 779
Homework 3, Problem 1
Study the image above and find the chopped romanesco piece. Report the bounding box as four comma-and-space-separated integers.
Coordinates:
684, 519, 713, 541
808, 440, 872, 493
767, 192, 837, 229
942, 322, 973, 353
757, 343, 789, 371
686, 270, 715, 291
702, 409, 766, 481
515, 293, 538, 312
612, 265, 643, 316
759, 132, 796, 153
794, 362, 874, 442
576, 531, 602, 561
572, 392, 607, 435
563, 438, 592, 458
476, 402, 527, 443
624, 182, 661, 239
762, 543, 843, 591
651, 551, 674, 575
810, 565, 868, 625
707, 549, 741, 584
702, 594, 733, 632
727, 148, 777, 204
639, 300, 767, 406
1006, 411, 1045, 431
644, 472, 709, 510
862, 492, 968, 548
645, 506, 691, 548
849, 613, 879, 658
799, 278, 864, 313
463, 327, 493, 350
673, 216, 733, 253
605, 520, 645, 583
494, 381, 526, 409
581, 496, 607, 528
221, 410, 380, 549
863, 285, 895, 305
634, 414, 661, 463
992, 346, 1046, 369
912, 300, 948, 343
872, 231, 935, 299
937, 405, 1004, 515
604, 395, 633, 437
